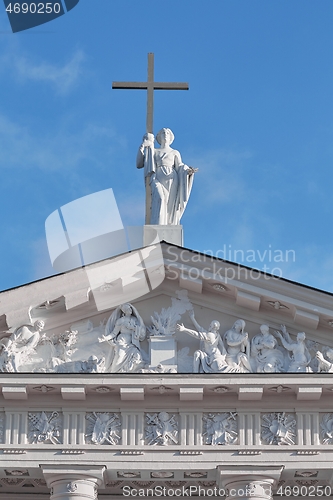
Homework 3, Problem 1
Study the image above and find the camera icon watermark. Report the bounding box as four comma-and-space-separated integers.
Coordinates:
45, 188, 165, 312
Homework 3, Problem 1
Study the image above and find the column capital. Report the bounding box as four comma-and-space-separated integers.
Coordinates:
217, 466, 284, 500
41, 465, 106, 499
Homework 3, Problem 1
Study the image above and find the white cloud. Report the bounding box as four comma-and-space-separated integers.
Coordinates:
281, 244, 333, 292
0, 114, 126, 172
116, 192, 145, 227
30, 237, 56, 282
187, 148, 252, 205
0, 37, 85, 94
12, 49, 85, 94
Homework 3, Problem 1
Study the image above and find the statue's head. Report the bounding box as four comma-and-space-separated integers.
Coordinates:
326, 348, 333, 362
297, 332, 306, 342
233, 319, 245, 333
260, 324, 270, 335
86, 355, 98, 370
34, 320, 45, 331
156, 128, 174, 145
209, 320, 220, 332
121, 303, 132, 315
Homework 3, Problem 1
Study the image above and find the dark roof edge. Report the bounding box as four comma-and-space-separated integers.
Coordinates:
1, 240, 332, 298
159, 240, 333, 298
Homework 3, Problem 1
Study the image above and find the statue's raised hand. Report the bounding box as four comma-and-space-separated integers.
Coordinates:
142, 133, 155, 147
98, 335, 109, 343
177, 323, 186, 332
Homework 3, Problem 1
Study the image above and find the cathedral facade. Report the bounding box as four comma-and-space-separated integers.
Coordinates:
0, 241, 332, 499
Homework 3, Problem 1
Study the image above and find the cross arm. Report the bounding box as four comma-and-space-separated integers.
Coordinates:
112, 82, 189, 90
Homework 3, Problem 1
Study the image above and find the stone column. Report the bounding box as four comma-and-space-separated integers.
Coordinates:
41, 466, 105, 500
217, 466, 283, 500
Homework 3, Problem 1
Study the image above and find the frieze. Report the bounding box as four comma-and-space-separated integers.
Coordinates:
1, 408, 333, 453
0, 291, 330, 374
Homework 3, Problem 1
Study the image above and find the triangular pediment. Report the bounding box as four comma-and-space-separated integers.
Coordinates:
0, 242, 333, 374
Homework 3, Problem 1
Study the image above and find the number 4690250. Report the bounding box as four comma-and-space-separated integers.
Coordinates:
6, 3, 61, 14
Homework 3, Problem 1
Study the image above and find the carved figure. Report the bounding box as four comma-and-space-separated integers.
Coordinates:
136, 129, 197, 225
142, 363, 177, 373
316, 349, 333, 372
0, 321, 45, 372
57, 329, 78, 361
274, 325, 312, 373
203, 412, 238, 445
99, 303, 146, 373
177, 311, 227, 373
145, 412, 178, 446
86, 412, 121, 445
261, 412, 296, 445
251, 324, 285, 373
55, 355, 104, 374
320, 414, 333, 444
28, 411, 61, 444
43, 329, 78, 372
223, 320, 252, 373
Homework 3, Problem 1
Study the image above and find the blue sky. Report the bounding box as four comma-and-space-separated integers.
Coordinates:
0, 0, 333, 292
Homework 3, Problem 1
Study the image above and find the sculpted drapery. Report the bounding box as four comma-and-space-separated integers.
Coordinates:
136, 128, 196, 225
101, 303, 146, 373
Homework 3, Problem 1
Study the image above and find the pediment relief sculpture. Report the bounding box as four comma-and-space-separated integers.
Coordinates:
99, 303, 146, 373
0, 291, 330, 373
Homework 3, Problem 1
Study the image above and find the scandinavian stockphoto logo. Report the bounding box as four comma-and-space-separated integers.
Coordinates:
3, 0, 79, 33
45, 188, 165, 312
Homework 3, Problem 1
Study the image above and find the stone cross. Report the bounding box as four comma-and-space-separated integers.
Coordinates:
112, 53, 189, 133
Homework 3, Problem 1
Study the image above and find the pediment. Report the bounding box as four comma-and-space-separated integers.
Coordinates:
0, 242, 333, 374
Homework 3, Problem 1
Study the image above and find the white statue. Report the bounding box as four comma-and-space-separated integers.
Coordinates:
0, 320, 45, 372
316, 349, 333, 372
99, 303, 146, 373
136, 128, 197, 225
177, 311, 227, 373
223, 320, 252, 373
251, 324, 285, 373
274, 325, 312, 373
